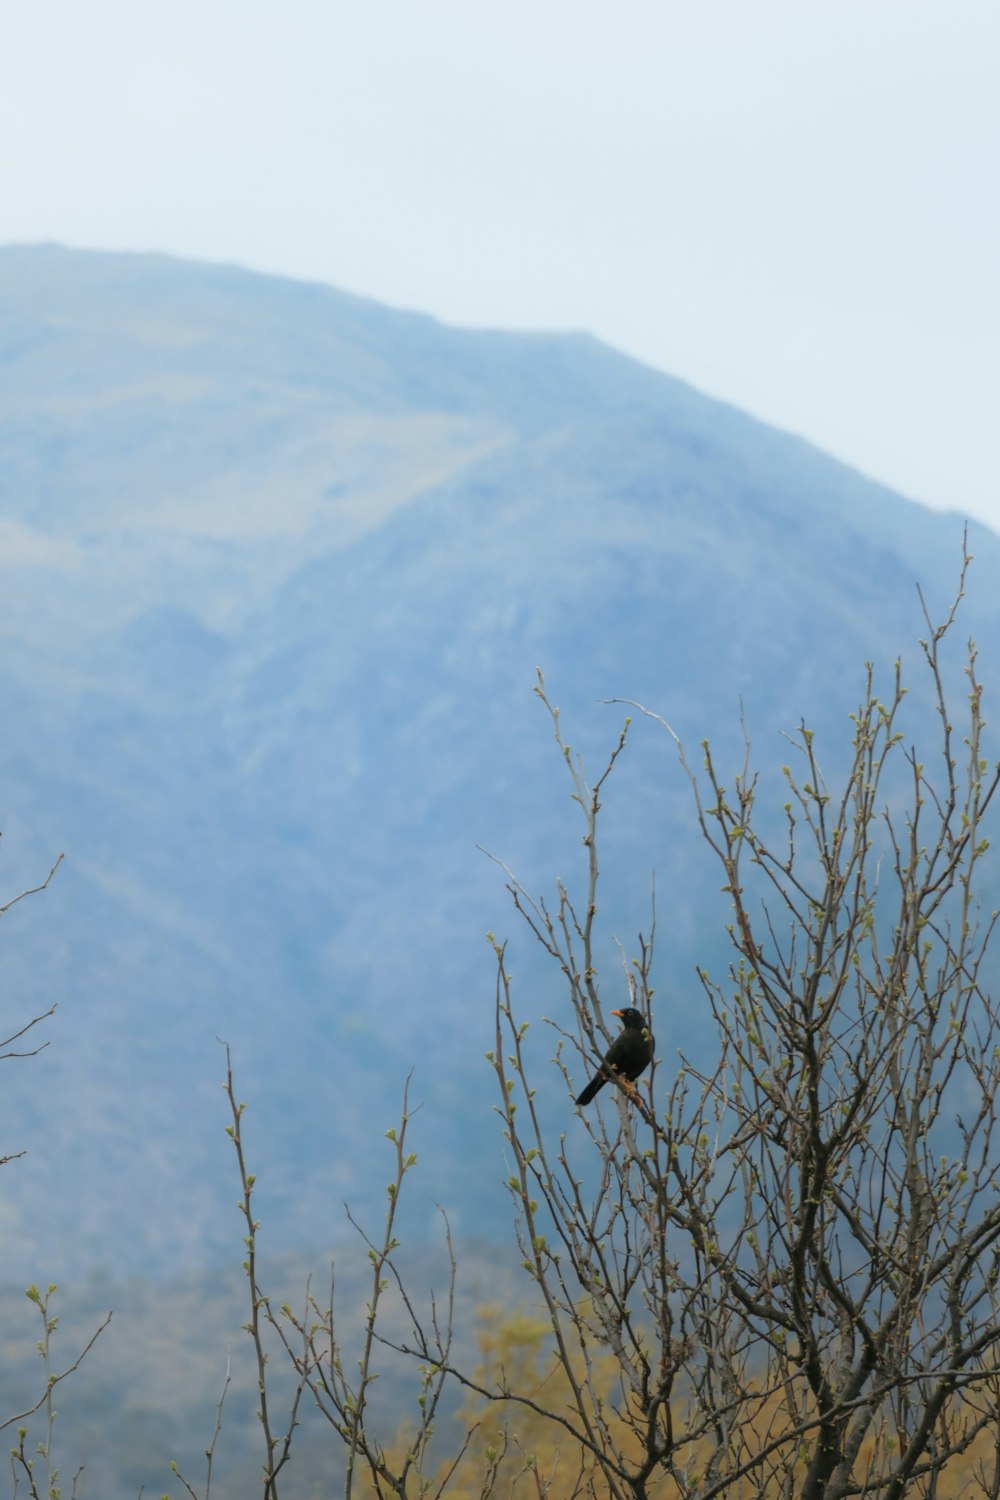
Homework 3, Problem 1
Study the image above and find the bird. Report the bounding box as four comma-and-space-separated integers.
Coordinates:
575, 1007, 653, 1106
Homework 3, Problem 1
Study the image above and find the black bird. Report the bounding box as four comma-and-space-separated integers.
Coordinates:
575, 1007, 653, 1106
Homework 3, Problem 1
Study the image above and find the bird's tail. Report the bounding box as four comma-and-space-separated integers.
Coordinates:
575, 1074, 606, 1107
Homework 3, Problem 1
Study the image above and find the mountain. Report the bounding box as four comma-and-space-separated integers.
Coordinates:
0, 243, 995, 1290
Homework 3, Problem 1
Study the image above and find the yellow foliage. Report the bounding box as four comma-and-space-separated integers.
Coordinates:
353, 1304, 1000, 1499
449, 1301, 618, 1497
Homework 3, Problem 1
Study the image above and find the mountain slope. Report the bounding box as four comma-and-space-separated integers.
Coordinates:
0, 243, 994, 1282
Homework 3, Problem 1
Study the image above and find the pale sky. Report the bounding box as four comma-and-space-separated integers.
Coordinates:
2, 0, 997, 527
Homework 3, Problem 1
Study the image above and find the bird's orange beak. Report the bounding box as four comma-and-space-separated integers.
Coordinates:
611, 1008, 624, 1018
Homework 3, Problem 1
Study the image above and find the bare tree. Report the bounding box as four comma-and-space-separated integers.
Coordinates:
198, 1059, 503, 1500
1, 849, 113, 1499
409, 556, 1000, 1498
200, 558, 1000, 1499
268, 1074, 470, 1500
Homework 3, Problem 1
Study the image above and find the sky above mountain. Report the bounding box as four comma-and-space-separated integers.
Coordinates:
0, 0, 996, 529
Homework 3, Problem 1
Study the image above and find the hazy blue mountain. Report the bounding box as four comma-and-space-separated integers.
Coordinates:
0, 243, 995, 1290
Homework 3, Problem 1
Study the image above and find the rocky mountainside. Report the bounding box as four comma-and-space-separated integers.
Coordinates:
0, 243, 994, 1285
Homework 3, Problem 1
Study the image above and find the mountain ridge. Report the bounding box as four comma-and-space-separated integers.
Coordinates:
0, 243, 994, 1287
